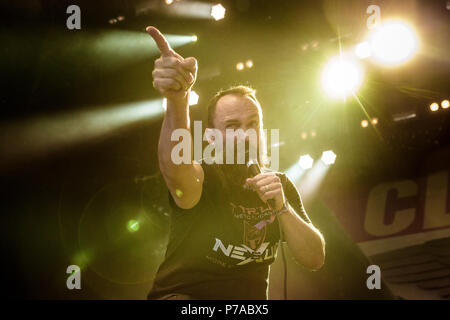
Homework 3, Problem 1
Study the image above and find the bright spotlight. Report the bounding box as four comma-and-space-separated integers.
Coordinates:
371, 117, 378, 125
165, 0, 174, 4
355, 41, 371, 59
442, 100, 449, 109
321, 57, 364, 99
430, 102, 439, 112
361, 119, 369, 128
236, 62, 244, 70
245, 59, 253, 68
189, 90, 199, 106
299, 154, 314, 170
162, 98, 167, 111
369, 20, 418, 66
191, 35, 198, 42
321, 150, 336, 165
211, 4, 226, 21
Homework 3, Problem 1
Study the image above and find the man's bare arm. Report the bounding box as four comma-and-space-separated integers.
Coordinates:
147, 26, 204, 209
278, 206, 325, 270
246, 173, 325, 270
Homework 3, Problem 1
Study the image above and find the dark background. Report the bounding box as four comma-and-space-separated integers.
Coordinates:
0, 0, 449, 299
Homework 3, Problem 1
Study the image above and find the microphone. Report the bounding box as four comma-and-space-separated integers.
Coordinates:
246, 158, 276, 210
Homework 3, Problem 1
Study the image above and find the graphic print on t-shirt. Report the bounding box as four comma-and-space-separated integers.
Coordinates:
230, 201, 276, 250
230, 202, 273, 221
210, 237, 279, 266
206, 200, 279, 267
243, 220, 266, 250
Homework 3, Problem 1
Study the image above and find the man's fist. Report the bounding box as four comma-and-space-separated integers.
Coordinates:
146, 26, 197, 103
245, 173, 286, 211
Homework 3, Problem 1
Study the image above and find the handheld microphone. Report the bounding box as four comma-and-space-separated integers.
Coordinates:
246, 158, 276, 210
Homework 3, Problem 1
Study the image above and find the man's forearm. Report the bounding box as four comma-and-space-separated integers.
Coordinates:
149, 26, 202, 209
158, 95, 204, 208
278, 205, 325, 270
158, 96, 191, 177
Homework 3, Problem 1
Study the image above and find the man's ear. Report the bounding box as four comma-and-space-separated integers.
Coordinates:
204, 127, 215, 144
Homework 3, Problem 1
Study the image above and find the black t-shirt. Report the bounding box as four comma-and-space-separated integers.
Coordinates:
147, 163, 311, 300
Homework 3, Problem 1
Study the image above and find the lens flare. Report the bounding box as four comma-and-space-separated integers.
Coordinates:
127, 220, 140, 232
355, 42, 371, 59
321, 57, 364, 99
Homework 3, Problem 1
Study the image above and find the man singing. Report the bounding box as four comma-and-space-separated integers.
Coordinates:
146, 26, 325, 300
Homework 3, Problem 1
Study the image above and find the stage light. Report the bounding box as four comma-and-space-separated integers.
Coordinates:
127, 219, 140, 232
299, 154, 314, 170
0, 99, 166, 169
371, 117, 378, 125
117, 16, 125, 21
321, 150, 336, 165
109, 18, 117, 24
189, 90, 199, 106
442, 100, 449, 109
310, 130, 316, 137
162, 98, 167, 111
211, 4, 226, 21
361, 119, 369, 128
284, 162, 305, 181
355, 41, 371, 59
430, 102, 439, 112
369, 20, 418, 66
191, 35, 198, 42
236, 62, 244, 70
301, 132, 308, 140
139, 1, 226, 21
245, 59, 253, 68
83, 30, 197, 70
321, 57, 364, 99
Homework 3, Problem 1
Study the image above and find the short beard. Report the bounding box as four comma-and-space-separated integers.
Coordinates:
217, 140, 258, 188
220, 162, 249, 189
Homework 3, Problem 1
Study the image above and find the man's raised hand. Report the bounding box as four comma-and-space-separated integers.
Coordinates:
146, 26, 197, 103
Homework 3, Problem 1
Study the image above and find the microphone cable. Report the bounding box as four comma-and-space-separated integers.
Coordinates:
278, 216, 288, 300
